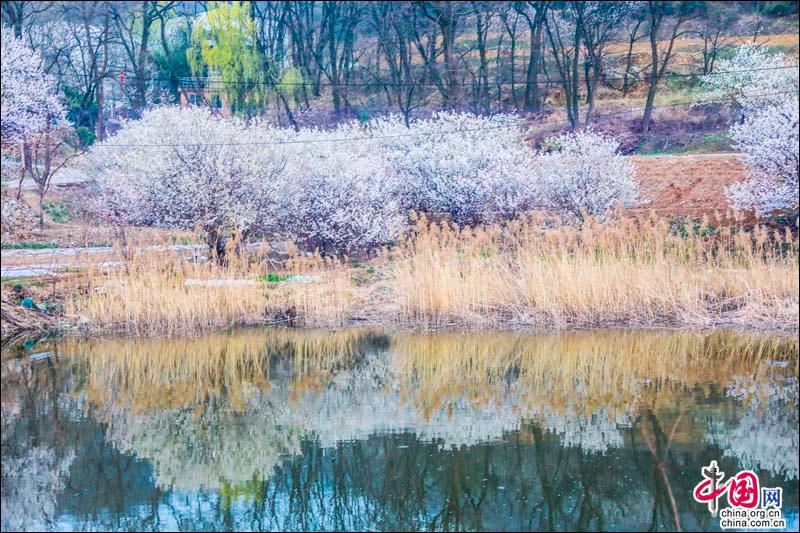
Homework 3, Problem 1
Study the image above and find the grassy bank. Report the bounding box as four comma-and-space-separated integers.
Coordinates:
58, 215, 799, 337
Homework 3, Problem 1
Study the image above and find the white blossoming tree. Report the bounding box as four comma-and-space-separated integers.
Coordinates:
89, 106, 286, 258
726, 96, 799, 215
374, 113, 537, 225
701, 44, 799, 111
0, 31, 66, 144
276, 122, 407, 254
532, 130, 638, 219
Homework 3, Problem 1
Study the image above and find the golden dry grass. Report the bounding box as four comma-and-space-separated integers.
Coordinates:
64, 215, 799, 335
390, 215, 799, 330
65, 238, 366, 335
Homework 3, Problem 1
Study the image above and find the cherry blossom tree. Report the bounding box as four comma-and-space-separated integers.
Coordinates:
277, 123, 407, 254
726, 95, 799, 214
88, 106, 286, 258
700, 44, 799, 111
0, 31, 66, 144
531, 130, 638, 219
374, 112, 537, 224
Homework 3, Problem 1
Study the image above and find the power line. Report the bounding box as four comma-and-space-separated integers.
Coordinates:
116, 64, 799, 89
91, 90, 794, 148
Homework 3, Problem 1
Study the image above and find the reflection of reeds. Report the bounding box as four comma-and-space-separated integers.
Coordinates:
53, 329, 798, 491
67, 328, 379, 412
391, 329, 799, 416
66, 328, 796, 419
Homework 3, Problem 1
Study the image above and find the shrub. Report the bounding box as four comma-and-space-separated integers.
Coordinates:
531, 130, 638, 219
374, 112, 536, 224
89, 106, 286, 255
727, 95, 799, 214
276, 122, 407, 254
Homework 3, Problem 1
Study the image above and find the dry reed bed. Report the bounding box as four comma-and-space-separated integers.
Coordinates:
392, 216, 799, 329
65, 215, 799, 335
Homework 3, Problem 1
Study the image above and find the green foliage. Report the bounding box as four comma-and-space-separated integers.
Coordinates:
761, 1, 799, 17
64, 85, 97, 133
1, 241, 59, 250
635, 133, 732, 156
74, 126, 96, 147
670, 220, 720, 239
42, 202, 72, 224
356, 109, 372, 123
189, 1, 266, 115
277, 65, 304, 99
151, 18, 192, 101
258, 273, 291, 283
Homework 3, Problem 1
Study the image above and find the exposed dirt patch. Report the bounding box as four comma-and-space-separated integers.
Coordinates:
630, 153, 749, 221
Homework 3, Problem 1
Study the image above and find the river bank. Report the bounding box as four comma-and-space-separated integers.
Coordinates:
2, 216, 797, 342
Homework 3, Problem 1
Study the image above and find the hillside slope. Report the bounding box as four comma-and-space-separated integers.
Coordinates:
631, 153, 747, 220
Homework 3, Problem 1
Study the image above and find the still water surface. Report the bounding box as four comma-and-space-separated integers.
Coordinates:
1, 329, 798, 532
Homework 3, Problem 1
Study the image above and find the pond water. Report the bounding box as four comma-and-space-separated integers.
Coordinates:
1, 329, 798, 532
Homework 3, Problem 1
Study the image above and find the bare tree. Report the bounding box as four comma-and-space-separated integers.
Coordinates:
698, 1, 737, 75
369, 2, 426, 125
580, 1, 629, 125
27, 122, 81, 228
470, 1, 495, 113
516, 1, 548, 113
111, 0, 176, 115
1, 0, 52, 39
545, 2, 584, 128
417, 1, 466, 110
59, 1, 113, 141
641, 0, 698, 133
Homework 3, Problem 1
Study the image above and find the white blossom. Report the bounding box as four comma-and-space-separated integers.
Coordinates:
0, 31, 66, 144
373, 112, 537, 224
88, 106, 286, 246
708, 377, 799, 480
275, 122, 408, 253
531, 130, 638, 219
701, 44, 799, 111
726, 95, 799, 214
89, 108, 640, 252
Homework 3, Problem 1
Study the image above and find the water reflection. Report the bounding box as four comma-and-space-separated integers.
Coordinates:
1, 329, 797, 531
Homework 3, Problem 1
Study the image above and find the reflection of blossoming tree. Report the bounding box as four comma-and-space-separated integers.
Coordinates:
540, 408, 628, 454
101, 349, 634, 494
708, 378, 799, 480
104, 393, 302, 492
0, 446, 75, 532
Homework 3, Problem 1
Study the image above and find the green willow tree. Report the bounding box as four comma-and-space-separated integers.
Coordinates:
188, 1, 265, 116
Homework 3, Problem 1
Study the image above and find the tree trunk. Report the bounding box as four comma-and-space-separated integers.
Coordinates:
641, 11, 660, 133
38, 188, 46, 229
207, 227, 228, 264
569, 17, 581, 129
16, 142, 31, 201
523, 6, 546, 112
